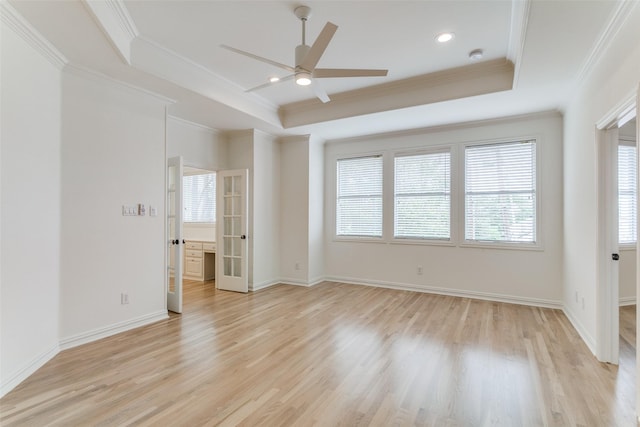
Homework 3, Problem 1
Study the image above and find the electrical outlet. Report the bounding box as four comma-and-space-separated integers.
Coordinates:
121, 293, 129, 305
295, 262, 300, 271
417, 266, 423, 275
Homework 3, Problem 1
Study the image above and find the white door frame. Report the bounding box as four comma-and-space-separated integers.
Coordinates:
167, 156, 184, 313
595, 90, 637, 364
595, 126, 620, 364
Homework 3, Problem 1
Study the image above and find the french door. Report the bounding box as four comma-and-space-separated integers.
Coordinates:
167, 156, 183, 313
216, 169, 249, 293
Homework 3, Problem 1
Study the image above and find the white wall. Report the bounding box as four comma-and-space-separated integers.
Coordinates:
167, 115, 227, 171
183, 224, 216, 242
563, 3, 640, 351
168, 116, 226, 243
0, 14, 62, 396
280, 136, 310, 284
225, 130, 281, 290
324, 113, 564, 306
59, 68, 168, 345
308, 135, 325, 284
252, 131, 280, 289
619, 249, 636, 304
226, 130, 255, 286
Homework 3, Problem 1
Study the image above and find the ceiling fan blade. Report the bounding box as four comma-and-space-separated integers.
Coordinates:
312, 81, 330, 103
245, 74, 295, 92
313, 68, 389, 78
220, 45, 295, 72
299, 22, 338, 71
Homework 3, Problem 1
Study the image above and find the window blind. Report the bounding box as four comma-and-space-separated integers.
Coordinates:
336, 156, 383, 237
618, 144, 637, 244
183, 173, 216, 223
394, 151, 450, 239
465, 141, 536, 243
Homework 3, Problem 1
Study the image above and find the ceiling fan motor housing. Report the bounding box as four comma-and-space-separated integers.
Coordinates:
295, 44, 311, 70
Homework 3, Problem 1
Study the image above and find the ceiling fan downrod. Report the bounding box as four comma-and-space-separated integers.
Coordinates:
294, 5, 313, 85
294, 5, 312, 46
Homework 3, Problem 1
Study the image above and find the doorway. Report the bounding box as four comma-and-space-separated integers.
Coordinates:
166, 160, 218, 314
596, 99, 637, 365
182, 166, 218, 301
618, 118, 637, 359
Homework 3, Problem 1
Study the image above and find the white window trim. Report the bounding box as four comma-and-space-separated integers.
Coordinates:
618, 136, 637, 245
390, 145, 457, 246
459, 136, 544, 251
334, 153, 385, 242
331, 136, 544, 251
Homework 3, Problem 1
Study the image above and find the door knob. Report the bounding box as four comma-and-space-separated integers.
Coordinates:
240, 235, 246, 240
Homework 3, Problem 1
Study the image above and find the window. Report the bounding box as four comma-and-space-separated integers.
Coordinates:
619, 144, 637, 244
336, 156, 383, 237
183, 173, 216, 223
465, 140, 536, 244
394, 150, 451, 240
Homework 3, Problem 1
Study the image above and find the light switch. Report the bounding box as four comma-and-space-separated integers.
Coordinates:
150, 206, 157, 217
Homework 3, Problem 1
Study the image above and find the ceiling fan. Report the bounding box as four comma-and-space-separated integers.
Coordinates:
221, 5, 388, 103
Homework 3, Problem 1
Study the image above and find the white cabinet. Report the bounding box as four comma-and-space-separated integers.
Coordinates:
183, 240, 216, 281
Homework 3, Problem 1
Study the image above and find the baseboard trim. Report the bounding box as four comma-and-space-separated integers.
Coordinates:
251, 279, 280, 291
620, 296, 636, 306
278, 277, 312, 287
0, 343, 60, 398
562, 305, 596, 355
277, 277, 327, 288
59, 310, 169, 351
325, 276, 563, 309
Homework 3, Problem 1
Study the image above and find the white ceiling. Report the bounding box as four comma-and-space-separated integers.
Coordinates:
8, 0, 623, 140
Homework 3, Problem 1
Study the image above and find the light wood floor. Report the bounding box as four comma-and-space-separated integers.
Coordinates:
621, 304, 636, 349
1, 281, 636, 426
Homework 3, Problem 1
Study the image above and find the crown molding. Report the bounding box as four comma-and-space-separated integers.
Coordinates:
105, 0, 138, 40
596, 89, 637, 130
168, 115, 221, 134
0, 1, 68, 69
507, 0, 531, 88
64, 63, 175, 105
327, 110, 561, 145
135, 36, 279, 113
575, 0, 639, 85
132, 36, 281, 129
279, 58, 515, 129
82, 0, 139, 65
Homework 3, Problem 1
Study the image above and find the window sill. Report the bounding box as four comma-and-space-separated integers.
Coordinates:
459, 241, 543, 251
334, 236, 385, 244
391, 238, 455, 247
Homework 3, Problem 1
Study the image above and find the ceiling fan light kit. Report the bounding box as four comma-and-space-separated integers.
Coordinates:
296, 72, 312, 86
221, 5, 388, 103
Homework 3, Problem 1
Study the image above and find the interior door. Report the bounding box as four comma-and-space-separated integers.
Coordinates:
167, 156, 184, 313
216, 169, 249, 293
607, 127, 620, 364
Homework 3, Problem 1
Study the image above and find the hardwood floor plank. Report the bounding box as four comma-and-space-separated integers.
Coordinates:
0, 281, 636, 426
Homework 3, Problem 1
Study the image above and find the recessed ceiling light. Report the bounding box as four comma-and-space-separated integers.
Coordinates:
269, 76, 280, 83
469, 49, 484, 60
436, 32, 455, 43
